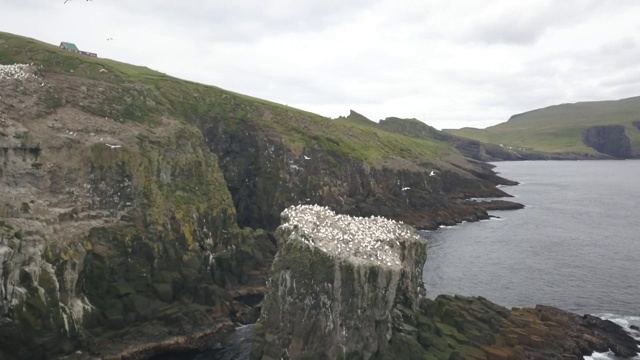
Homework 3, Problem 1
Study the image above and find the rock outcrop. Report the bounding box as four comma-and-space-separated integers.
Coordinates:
0, 65, 276, 359
251, 205, 427, 359
382, 295, 639, 360
582, 125, 632, 159
251, 206, 639, 360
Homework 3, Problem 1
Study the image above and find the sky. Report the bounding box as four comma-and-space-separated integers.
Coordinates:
2, 1, 640, 129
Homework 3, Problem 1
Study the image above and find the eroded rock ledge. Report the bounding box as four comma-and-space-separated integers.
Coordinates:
251, 206, 639, 360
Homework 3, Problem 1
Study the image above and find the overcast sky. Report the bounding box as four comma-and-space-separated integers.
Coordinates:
2, 1, 640, 129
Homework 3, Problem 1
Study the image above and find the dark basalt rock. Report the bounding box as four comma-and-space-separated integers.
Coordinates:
582, 125, 632, 159
380, 295, 639, 360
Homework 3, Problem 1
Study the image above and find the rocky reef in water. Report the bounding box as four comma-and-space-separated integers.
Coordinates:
252, 206, 639, 360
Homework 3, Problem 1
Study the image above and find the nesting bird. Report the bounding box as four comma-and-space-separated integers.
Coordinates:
280, 205, 421, 269
0, 64, 36, 82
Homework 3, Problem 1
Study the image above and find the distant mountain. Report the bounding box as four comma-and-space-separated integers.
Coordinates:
445, 97, 640, 159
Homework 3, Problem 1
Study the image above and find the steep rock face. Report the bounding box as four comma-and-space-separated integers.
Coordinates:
251, 206, 427, 360
633, 120, 640, 131
0, 70, 275, 359
203, 122, 515, 232
582, 125, 632, 158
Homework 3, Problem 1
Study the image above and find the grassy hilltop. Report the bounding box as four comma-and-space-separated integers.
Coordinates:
0, 31, 453, 163
445, 97, 640, 158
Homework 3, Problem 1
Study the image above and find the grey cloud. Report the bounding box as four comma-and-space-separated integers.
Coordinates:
100, 0, 377, 43
463, 0, 629, 46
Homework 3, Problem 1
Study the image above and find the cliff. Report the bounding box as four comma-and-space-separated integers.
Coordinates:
0, 31, 520, 359
252, 206, 639, 360
581, 125, 632, 159
251, 205, 427, 359
445, 96, 640, 160
0, 63, 275, 359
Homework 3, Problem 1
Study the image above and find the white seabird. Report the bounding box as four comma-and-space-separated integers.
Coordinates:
304, 155, 311, 160
401, 187, 410, 191
105, 144, 121, 149
429, 170, 436, 176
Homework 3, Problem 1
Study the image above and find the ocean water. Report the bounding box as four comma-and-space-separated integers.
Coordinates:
422, 160, 640, 359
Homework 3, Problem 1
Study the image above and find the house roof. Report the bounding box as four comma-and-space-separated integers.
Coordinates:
60, 42, 79, 51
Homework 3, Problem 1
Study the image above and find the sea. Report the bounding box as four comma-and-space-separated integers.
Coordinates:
423, 160, 640, 360
164, 160, 640, 360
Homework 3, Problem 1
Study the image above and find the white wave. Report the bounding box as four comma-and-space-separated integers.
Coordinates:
584, 350, 616, 360
583, 314, 640, 360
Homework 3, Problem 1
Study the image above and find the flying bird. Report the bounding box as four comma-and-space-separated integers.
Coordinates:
106, 38, 113, 41
105, 144, 121, 149
429, 170, 436, 176
402, 187, 410, 191
304, 155, 311, 160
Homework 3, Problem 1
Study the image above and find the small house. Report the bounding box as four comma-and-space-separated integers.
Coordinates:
59, 42, 79, 53
59, 41, 98, 57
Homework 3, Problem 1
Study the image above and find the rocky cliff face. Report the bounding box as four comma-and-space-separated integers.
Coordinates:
204, 116, 519, 233
0, 66, 275, 359
582, 125, 632, 159
251, 205, 427, 360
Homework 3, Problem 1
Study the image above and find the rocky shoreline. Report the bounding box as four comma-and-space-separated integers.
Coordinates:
247, 206, 639, 360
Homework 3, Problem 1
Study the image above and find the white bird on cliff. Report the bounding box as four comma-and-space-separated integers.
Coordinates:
402, 187, 410, 191
304, 155, 311, 160
429, 170, 436, 176
105, 143, 121, 149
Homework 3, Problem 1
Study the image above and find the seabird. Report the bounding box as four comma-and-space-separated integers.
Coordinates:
304, 155, 311, 160
106, 38, 113, 41
105, 144, 121, 149
429, 170, 436, 176
402, 187, 410, 191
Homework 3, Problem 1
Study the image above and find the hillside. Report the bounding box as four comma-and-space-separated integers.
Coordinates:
336, 110, 527, 162
0, 32, 521, 359
445, 97, 640, 159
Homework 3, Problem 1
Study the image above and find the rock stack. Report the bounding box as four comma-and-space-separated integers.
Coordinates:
251, 205, 426, 360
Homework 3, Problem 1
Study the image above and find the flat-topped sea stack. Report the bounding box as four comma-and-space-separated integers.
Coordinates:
251, 205, 639, 360
251, 205, 427, 360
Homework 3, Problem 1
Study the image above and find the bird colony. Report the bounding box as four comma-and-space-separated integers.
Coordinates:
280, 204, 421, 269
0, 64, 36, 82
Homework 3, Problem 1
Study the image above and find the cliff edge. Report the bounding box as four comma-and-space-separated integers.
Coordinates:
251, 205, 426, 359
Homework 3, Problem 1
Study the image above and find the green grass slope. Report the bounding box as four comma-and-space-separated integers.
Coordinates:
0, 31, 455, 165
445, 97, 640, 156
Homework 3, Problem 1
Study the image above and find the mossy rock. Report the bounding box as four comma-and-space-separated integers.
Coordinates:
153, 283, 174, 303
